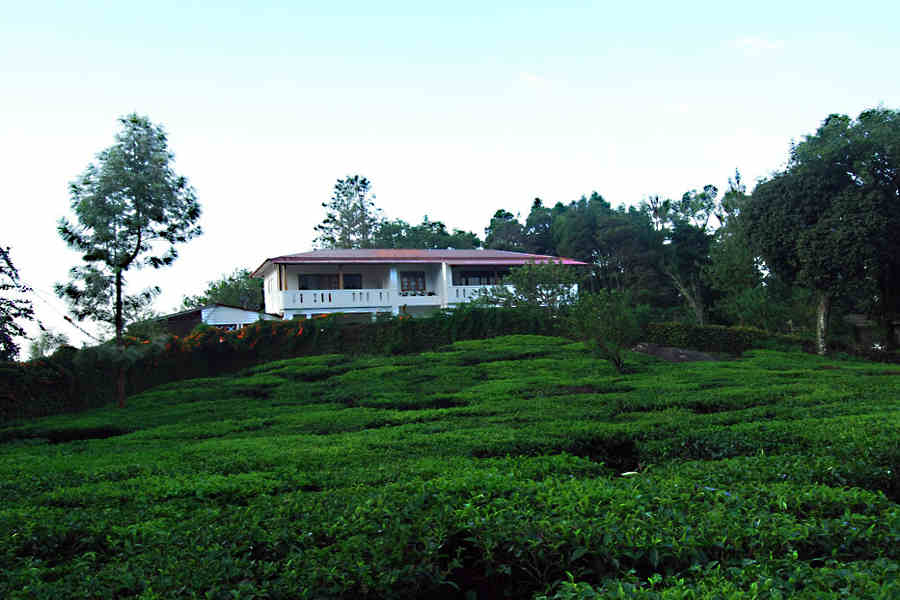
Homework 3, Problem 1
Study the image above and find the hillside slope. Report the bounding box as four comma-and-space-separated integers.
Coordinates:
1, 335, 898, 598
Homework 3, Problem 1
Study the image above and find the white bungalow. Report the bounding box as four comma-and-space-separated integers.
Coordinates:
251, 249, 586, 319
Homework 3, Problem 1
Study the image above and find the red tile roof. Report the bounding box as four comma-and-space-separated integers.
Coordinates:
252, 249, 587, 276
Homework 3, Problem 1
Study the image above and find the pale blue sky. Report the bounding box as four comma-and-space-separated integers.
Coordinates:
2, 0, 899, 350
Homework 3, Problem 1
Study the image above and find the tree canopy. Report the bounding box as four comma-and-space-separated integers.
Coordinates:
747, 109, 900, 352
314, 175, 383, 249
0, 245, 34, 362
483, 261, 580, 321
182, 268, 264, 311
484, 210, 525, 251
57, 114, 201, 347
372, 217, 480, 249
28, 330, 69, 361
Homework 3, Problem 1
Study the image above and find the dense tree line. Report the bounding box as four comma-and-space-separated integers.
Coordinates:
313, 109, 900, 353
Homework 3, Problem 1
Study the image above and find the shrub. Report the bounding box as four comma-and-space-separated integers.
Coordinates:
567, 291, 648, 373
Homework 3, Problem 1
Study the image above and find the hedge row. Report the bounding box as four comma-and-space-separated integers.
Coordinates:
646, 322, 813, 355
2, 313, 836, 424
1, 306, 559, 423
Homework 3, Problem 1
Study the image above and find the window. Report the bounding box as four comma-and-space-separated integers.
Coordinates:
298, 273, 361, 289
400, 271, 426, 292
299, 274, 339, 290
452, 269, 509, 286
342, 274, 362, 289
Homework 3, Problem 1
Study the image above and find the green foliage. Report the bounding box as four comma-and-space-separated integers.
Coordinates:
646, 322, 812, 354
484, 209, 526, 251
372, 216, 481, 249
0, 306, 560, 422
0, 337, 898, 598
181, 268, 264, 311
523, 198, 554, 255
314, 175, 382, 249
593, 206, 666, 304
551, 192, 609, 264
567, 291, 647, 373
747, 109, 900, 352
55, 114, 202, 344
483, 261, 580, 320
123, 315, 169, 341
0, 244, 34, 361
643, 185, 720, 326
27, 330, 69, 360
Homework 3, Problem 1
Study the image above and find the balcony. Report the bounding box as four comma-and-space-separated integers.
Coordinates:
272, 285, 509, 315
448, 285, 510, 303
395, 291, 442, 306
280, 289, 394, 311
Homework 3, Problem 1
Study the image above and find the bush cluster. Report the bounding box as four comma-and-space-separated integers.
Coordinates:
646, 322, 813, 355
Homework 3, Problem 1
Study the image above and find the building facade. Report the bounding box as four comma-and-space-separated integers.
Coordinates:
251, 249, 585, 319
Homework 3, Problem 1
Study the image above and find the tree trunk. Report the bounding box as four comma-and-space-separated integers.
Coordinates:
114, 269, 126, 408
115, 269, 124, 345
878, 268, 898, 351
815, 291, 831, 356
116, 367, 127, 409
666, 268, 706, 326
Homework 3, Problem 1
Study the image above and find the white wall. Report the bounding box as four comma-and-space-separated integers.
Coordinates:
263, 268, 279, 314
201, 305, 278, 326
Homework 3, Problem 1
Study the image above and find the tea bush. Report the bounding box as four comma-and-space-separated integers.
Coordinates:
1, 336, 898, 598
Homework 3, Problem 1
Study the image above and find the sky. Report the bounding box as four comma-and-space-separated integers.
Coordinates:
3, 0, 900, 354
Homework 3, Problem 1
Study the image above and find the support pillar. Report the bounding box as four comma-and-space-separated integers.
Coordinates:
440, 263, 450, 308
389, 266, 400, 315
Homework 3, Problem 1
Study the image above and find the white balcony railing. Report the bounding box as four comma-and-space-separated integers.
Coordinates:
395, 292, 442, 306
272, 285, 514, 313
280, 289, 394, 310
448, 285, 499, 302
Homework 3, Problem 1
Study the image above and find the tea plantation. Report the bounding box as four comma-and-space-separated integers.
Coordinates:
1, 335, 898, 598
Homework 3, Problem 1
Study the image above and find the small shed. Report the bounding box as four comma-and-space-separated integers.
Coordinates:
156, 304, 280, 337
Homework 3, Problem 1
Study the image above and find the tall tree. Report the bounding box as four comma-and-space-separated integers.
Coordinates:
703, 170, 779, 328
57, 113, 202, 404
642, 186, 719, 325
552, 193, 611, 264
0, 245, 35, 362
523, 198, 554, 255
747, 109, 900, 353
593, 206, 667, 305
314, 175, 383, 248
484, 209, 525, 251
182, 268, 264, 311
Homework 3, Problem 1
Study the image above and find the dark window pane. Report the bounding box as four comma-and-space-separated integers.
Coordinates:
343, 274, 362, 289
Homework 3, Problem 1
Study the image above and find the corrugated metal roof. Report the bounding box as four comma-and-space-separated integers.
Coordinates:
251, 249, 587, 276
